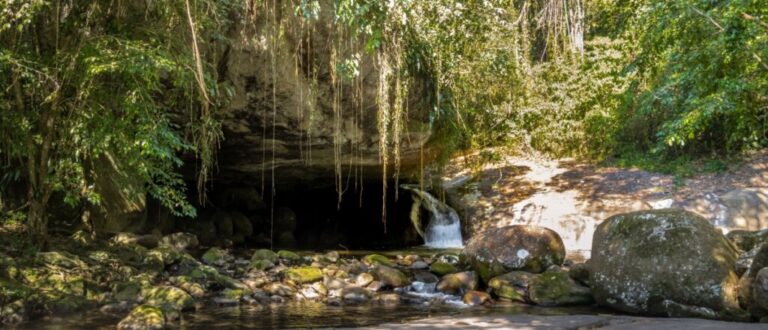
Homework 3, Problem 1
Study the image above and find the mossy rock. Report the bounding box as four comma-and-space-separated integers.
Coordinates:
363, 254, 395, 267
146, 245, 183, 266
461, 225, 565, 282
0, 278, 31, 305
528, 272, 593, 306
591, 209, 741, 317
277, 250, 301, 262
141, 286, 194, 311
488, 271, 534, 302
436, 271, 478, 295
222, 288, 246, 300
250, 259, 275, 271
117, 305, 166, 330
113, 282, 142, 302
201, 247, 228, 266
429, 262, 457, 276
285, 267, 324, 284
371, 265, 409, 287
251, 249, 278, 263
37, 251, 88, 269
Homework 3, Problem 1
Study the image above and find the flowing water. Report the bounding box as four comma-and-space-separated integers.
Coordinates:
402, 186, 464, 248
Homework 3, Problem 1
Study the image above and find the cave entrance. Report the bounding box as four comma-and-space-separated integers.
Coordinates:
204, 177, 424, 250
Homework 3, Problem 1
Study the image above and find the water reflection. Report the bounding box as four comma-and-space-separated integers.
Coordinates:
12, 301, 612, 329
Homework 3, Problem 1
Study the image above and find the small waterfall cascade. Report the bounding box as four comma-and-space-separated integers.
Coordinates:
402, 185, 464, 248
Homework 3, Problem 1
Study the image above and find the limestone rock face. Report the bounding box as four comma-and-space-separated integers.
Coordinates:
461, 225, 566, 282
590, 209, 742, 318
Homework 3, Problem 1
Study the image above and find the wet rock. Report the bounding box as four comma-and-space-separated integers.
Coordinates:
201, 247, 229, 266
429, 262, 457, 276
461, 225, 566, 282
342, 287, 371, 302
363, 254, 395, 267
159, 232, 199, 252
463, 290, 492, 306
324, 251, 341, 263
264, 283, 296, 297
528, 271, 593, 306
366, 281, 386, 292
371, 265, 409, 288
311, 282, 328, 296
590, 209, 741, 317
568, 263, 590, 287
356, 273, 375, 287
380, 293, 401, 304
325, 277, 348, 290
0, 299, 25, 324
285, 267, 323, 284
250, 259, 275, 271
436, 271, 478, 295
100, 301, 132, 314
117, 305, 166, 330
413, 270, 439, 283
488, 271, 533, 302
141, 286, 194, 311
410, 261, 429, 270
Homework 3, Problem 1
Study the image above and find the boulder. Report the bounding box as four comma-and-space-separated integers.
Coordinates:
251, 249, 278, 264
461, 225, 566, 282
528, 271, 593, 306
752, 268, 768, 316
568, 263, 590, 287
488, 271, 534, 302
117, 305, 165, 330
141, 286, 194, 311
201, 247, 228, 266
285, 267, 323, 284
230, 211, 254, 237
159, 233, 199, 252
590, 209, 742, 318
429, 262, 457, 276
371, 265, 409, 288
363, 254, 395, 267
436, 271, 478, 295
463, 290, 492, 306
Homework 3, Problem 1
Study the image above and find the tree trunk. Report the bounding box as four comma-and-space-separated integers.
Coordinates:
27, 198, 47, 239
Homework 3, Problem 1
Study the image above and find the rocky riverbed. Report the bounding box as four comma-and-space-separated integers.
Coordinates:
3, 207, 768, 328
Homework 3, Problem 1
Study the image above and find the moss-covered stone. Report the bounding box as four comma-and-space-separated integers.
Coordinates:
113, 282, 142, 302
222, 288, 246, 300
461, 225, 565, 282
285, 267, 323, 284
37, 251, 88, 269
0, 278, 31, 305
363, 254, 395, 267
429, 262, 457, 276
117, 305, 166, 330
371, 265, 409, 287
201, 247, 228, 266
250, 259, 274, 271
141, 286, 194, 311
436, 271, 478, 295
528, 271, 593, 306
251, 249, 278, 263
277, 250, 301, 262
488, 271, 534, 302
591, 209, 742, 317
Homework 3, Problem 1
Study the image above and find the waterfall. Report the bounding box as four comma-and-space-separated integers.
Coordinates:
402, 185, 464, 248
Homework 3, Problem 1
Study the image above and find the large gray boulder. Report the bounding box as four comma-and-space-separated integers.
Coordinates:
461, 225, 566, 282
590, 209, 743, 319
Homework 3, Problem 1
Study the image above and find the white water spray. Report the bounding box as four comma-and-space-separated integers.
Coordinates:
403, 186, 463, 248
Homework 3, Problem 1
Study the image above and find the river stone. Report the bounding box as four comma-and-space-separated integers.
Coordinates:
488, 271, 534, 302
264, 283, 296, 297
429, 262, 457, 276
141, 286, 194, 311
117, 305, 165, 330
285, 267, 323, 283
568, 263, 590, 287
436, 271, 478, 295
201, 247, 229, 266
363, 254, 395, 267
528, 271, 593, 306
277, 250, 301, 263
463, 290, 492, 306
371, 265, 409, 287
461, 225, 565, 282
356, 273, 375, 287
590, 209, 741, 317
159, 232, 199, 252
251, 249, 278, 263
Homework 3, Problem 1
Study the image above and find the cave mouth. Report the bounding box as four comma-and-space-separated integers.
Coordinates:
205, 178, 425, 251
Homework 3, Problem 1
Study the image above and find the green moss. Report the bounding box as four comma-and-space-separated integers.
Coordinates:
528, 272, 593, 306
429, 262, 457, 276
251, 249, 278, 263
201, 247, 228, 265
487, 271, 533, 302
142, 286, 194, 311
250, 259, 274, 271
277, 250, 301, 262
118, 305, 166, 330
285, 267, 323, 284
362, 254, 395, 267
222, 288, 246, 300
